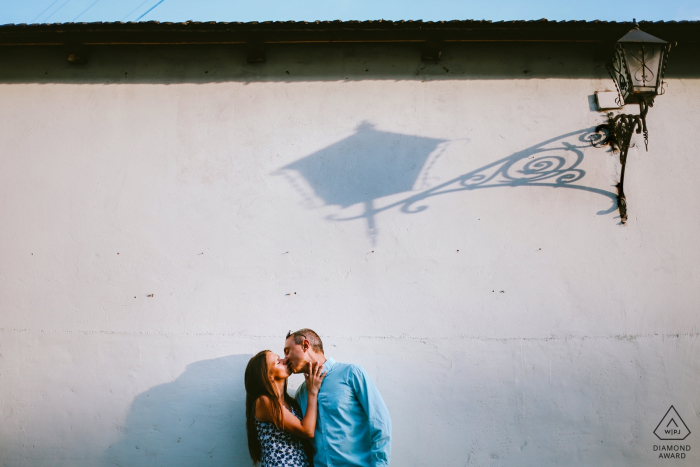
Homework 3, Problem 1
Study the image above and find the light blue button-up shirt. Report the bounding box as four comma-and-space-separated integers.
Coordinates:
295, 357, 391, 467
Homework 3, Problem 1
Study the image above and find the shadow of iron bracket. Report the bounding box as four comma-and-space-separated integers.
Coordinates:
421, 41, 442, 61
246, 42, 266, 63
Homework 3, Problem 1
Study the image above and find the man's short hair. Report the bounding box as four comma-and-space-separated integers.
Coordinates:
286, 328, 324, 354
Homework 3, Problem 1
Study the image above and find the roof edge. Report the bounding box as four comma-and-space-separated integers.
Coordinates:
1, 20, 698, 45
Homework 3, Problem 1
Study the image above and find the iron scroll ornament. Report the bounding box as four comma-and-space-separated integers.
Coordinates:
610, 44, 631, 104
593, 101, 650, 224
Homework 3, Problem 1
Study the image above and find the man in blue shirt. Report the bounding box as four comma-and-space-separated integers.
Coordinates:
283, 328, 391, 467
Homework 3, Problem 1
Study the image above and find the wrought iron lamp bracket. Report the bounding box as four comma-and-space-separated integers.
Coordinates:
590, 22, 673, 224
593, 100, 651, 224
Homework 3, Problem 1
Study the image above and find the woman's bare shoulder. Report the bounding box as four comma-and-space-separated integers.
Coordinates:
255, 395, 274, 421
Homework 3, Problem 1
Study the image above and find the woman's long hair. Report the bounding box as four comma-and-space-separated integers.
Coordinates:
245, 350, 301, 464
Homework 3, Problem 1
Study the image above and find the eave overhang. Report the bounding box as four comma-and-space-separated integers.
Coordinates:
0, 19, 699, 46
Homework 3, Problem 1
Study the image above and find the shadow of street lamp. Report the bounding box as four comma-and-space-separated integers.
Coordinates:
276, 122, 447, 245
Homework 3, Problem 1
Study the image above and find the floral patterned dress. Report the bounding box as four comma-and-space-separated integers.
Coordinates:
255, 405, 310, 467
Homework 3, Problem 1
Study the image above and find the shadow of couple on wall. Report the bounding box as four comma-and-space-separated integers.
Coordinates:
103, 354, 253, 467
276, 123, 618, 245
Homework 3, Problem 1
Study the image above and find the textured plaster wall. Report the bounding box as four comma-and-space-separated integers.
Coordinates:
1, 42, 699, 466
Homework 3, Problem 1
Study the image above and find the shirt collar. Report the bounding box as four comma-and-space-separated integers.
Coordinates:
323, 357, 337, 372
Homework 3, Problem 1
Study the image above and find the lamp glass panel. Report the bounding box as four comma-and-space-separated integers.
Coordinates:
622, 43, 662, 94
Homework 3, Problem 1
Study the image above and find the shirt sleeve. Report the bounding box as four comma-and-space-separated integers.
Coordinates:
350, 365, 392, 467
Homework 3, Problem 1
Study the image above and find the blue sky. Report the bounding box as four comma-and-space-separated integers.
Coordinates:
1, 0, 699, 25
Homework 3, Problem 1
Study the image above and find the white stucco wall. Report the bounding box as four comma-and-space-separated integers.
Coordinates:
1, 42, 699, 466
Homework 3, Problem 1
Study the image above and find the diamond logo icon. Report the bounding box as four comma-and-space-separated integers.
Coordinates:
654, 406, 691, 440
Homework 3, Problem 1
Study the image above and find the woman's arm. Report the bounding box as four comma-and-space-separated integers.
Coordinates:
255, 361, 326, 439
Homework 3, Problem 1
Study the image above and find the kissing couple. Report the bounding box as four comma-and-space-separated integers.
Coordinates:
245, 328, 392, 467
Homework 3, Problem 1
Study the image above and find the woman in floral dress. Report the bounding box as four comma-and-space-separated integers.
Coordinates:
245, 350, 325, 466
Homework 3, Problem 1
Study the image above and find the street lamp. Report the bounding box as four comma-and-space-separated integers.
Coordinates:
596, 20, 672, 223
